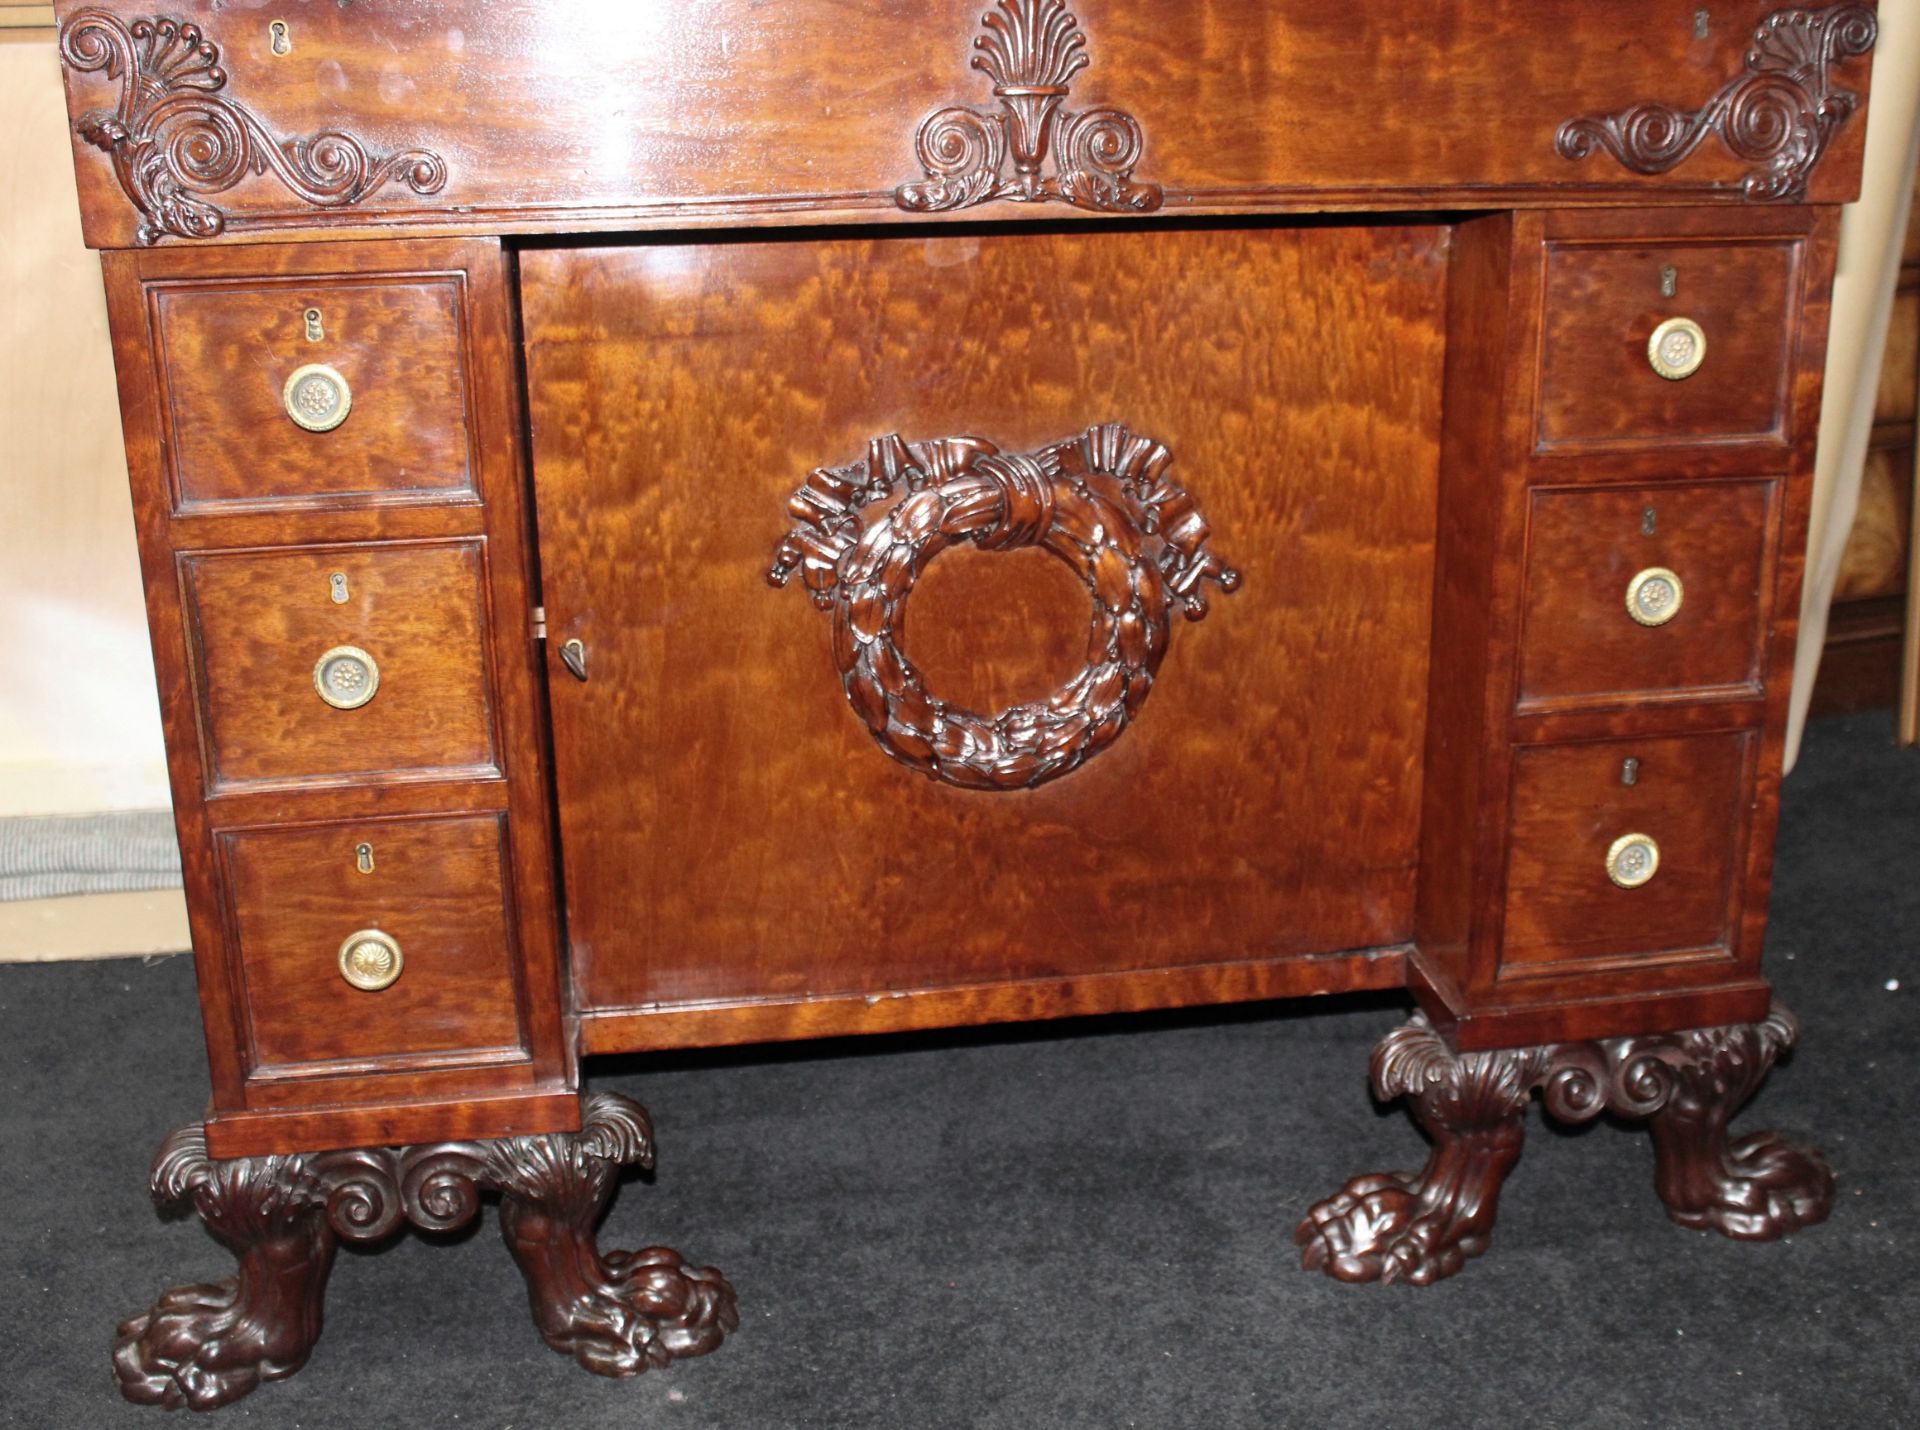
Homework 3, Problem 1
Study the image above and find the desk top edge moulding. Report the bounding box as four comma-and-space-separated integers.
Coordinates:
42, 0, 1877, 1414
52, 1, 1878, 249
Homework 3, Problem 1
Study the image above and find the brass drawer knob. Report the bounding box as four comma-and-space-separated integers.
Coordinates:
338, 929, 404, 992
282, 362, 352, 432
1606, 832, 1661, 889
1647, 317, 1707, 381
1625, 566, 1684, 627
313, 645, 380, 710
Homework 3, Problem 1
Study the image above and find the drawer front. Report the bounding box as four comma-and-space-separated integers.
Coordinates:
220, 814, 525, 1072
1536, 239, 1799, 450
153, 275, 474, 509
1517, 481, 1778, 709
182, 541, 499, 791
1501, 731, 1755, 976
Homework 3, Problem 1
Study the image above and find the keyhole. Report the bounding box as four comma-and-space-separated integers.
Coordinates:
329, 571, 349, 604
1621, 758, 1641, 787
269, 20, 291, 54
304, 307, 324, 342
1642, 507, 1657, 537
355, 842, 375, 874
1693, 10, 1710, 40
1660, 265, 1678, 298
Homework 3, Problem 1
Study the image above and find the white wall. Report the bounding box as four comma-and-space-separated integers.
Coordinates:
0, 30, 171, 817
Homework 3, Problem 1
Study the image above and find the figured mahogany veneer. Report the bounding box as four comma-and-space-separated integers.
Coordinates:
1501, 731, 1757, 975
181, 541, 498, 791
219, 813, 526, 1073
152, 275, 474, 510
1537, 238, 1801, 452
1517, 481, 1780, 709
524, 224, 1448, 1029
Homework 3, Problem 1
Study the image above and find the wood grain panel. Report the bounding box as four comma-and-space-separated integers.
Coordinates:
50, 1, 1878, 250
219, 813, 524, 1071
152, 272, 473, 509
524, 222, 1448, 1016
1517, 480, 1779, 709
1500, 731, 1754, 975
182, 539, 498, 791
1537, 238, 1799, 450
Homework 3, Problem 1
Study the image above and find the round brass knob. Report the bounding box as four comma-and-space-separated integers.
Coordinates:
337, 929, 403, 992
282, 362, 352, 432
313, 645, 380, 710
1625, 566, 1684, 627
1647, 317, 1707, 381
1605, 832, 1661, 890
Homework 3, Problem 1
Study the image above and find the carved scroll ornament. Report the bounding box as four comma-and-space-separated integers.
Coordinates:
769, 425, 1238, 791
1556, 4, 1878, 201
114, 1093, 736, 1410
896, 0, 1162, 215
58, 11, 449, 244
1297, 1005, 1833, 1286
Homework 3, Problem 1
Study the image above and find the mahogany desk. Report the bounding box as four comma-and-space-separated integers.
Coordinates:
47, 0, 1880, 1409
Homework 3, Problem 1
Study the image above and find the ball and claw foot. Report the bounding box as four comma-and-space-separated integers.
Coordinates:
1298, 1002, 1831, 1286
1297, 1172, 1491, 1287
113, 1092, 734, 1410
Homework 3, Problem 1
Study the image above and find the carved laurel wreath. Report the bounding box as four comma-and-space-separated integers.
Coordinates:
1557, 4, 1878, 201
769, 424, 1238, 791
59, 10, 448, 244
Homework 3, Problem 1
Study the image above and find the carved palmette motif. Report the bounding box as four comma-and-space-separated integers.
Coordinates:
896, 0, 1162, 214
1556, 4, 1877, 201
58, 11, 448, 244
769, 425, 1238, 791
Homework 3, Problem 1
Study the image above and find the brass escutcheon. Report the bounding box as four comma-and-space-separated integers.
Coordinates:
337, 929, 403, 992
1625, 566, 1684, 627
1647, 316, 1707, 380
1606, 832, 1661, 889
313, 645, 379, 710
282, 362, 351, 432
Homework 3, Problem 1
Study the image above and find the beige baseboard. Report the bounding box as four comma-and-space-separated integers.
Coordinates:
0, 889, 190, 962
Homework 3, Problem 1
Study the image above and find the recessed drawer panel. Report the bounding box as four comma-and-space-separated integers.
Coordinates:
152, 275, 474, 509
1517, 481, 1778, 709
182, 541, 499, 792
1501, 732, 1754, 977
1537, 239, 1799, 450
220, 814, 524, 1073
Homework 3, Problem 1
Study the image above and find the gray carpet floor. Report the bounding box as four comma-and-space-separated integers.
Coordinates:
1, 711, 1915, 1429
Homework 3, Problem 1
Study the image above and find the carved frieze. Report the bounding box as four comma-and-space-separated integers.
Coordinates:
769, 424, 1238, 791
1556, 4, 1878, 201
58, 11, 449, 244
896, 0, 1162, 215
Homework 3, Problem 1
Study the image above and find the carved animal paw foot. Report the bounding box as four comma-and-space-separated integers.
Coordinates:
1295, 1173, 1487, 1286
1664, 1131, 1836, 1241
550, 1248, 740, 1376
112, 1278, 318, 1410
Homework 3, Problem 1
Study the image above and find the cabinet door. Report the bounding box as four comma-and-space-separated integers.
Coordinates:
523, 225, 1449, 1020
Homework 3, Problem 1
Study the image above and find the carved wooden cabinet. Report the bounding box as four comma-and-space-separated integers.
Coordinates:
46, 0, 1880, 1409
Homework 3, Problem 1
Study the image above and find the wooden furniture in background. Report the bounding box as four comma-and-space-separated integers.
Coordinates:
1816, 163, 1919, 719
44, 0, 1882, 1410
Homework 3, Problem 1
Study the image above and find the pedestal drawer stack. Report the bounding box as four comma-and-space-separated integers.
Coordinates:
1411, 206, 1839, 1050
101, 238, 575, 1156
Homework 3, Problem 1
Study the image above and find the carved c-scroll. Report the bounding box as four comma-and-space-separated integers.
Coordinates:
58, 11, 448, 244
896, 0, 1163, 215
769, 425, 1239, 791
1556, 4, 1878, 201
